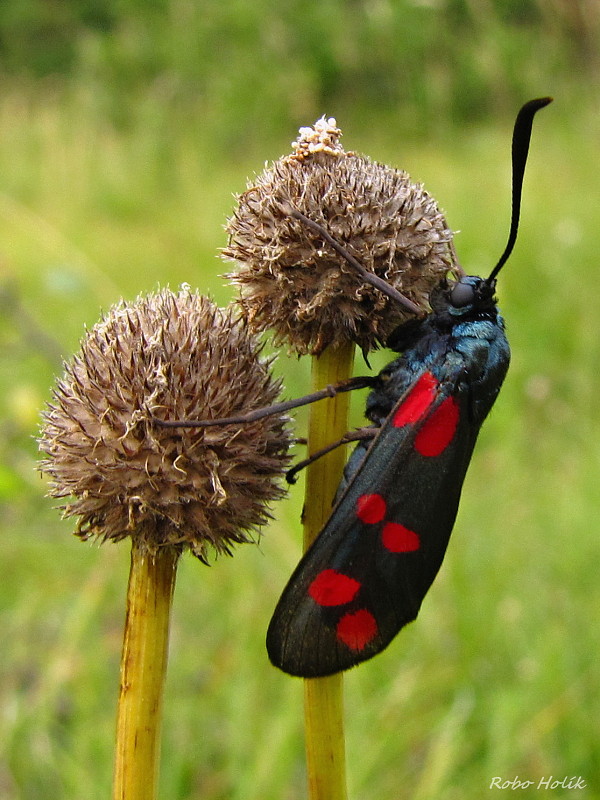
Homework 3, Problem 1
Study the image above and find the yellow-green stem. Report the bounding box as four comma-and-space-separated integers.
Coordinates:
113, 540, 179, 800
303, 342, 355, 800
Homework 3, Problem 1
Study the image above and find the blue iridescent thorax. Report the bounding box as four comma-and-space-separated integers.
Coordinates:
366, 276, 510, 427
335, 273, 511, 518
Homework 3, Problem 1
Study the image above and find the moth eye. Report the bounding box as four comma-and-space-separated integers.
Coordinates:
450, 281, 476, 308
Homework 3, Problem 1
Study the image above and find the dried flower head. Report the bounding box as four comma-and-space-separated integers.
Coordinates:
39, 288, 291, 561
224, 117, 459, 355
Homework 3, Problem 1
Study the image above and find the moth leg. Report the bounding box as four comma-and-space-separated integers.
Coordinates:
153, 375, 377, 429
286, 427, 376, 484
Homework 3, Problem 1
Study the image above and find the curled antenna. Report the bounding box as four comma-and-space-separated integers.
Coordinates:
488, 97, 553, 282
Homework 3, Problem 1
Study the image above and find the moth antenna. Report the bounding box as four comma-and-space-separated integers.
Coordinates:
290, 209, 423, 316
488, 97, 552, 282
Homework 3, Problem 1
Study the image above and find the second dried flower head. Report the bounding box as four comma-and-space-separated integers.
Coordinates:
39, 288, 292, 562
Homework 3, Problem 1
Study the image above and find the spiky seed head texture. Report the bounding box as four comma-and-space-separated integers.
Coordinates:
225, 117, 458, 355
39, 288, 292, 561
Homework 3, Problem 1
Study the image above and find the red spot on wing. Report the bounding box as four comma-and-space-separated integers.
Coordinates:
414, 396, 460, 457
382, 522, 420, 553
392, 371, 438, 427
336, 609, 378, 650
309, 569, 361, 606
356, 493, 387, 524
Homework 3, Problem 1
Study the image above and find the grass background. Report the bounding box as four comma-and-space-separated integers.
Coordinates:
0, 1, 599, 798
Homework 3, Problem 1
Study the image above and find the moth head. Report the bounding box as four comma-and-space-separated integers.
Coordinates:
427, 275, 495, 317
449, 276, 496, 310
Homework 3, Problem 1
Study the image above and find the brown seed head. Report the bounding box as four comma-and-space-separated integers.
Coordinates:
39, 288, 292, 561
224, 117, 459, 355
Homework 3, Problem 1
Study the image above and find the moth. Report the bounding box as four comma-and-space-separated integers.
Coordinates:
267, 98, 551, 676
162, 98, 551, 677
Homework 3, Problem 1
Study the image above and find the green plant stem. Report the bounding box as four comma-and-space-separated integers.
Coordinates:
303, 342, 355, 800
112, 540, 179, 800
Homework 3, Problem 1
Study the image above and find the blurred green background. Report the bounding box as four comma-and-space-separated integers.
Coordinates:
1, 1, 598, 798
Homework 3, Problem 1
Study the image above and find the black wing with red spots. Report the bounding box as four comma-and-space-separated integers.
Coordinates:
267, 369, 486, 677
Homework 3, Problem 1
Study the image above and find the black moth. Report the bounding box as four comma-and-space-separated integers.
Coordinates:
162, 98, 551, 677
